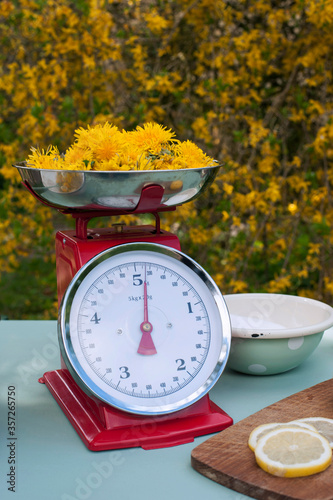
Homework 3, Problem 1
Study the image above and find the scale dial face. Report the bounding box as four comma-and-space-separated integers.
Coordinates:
59, 242, 231, 415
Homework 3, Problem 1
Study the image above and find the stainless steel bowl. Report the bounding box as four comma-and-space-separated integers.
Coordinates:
14, 163, 220, 212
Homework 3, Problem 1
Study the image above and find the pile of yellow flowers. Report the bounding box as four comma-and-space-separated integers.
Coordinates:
26, 122, 216, 171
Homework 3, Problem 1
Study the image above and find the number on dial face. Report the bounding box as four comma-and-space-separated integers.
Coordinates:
61, 244, 230, 415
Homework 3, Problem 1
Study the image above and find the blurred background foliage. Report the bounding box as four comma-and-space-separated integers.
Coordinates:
1, 0, 333, 319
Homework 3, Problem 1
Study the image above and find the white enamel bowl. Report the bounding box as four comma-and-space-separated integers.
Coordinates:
224, 293, 333, 375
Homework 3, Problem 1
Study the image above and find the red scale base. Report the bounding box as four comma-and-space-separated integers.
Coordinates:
40, 369, 232, 451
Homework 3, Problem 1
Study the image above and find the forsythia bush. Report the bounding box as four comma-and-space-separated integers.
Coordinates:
1, 0, 333, 318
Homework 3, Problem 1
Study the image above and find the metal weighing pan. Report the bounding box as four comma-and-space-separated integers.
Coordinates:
14, 163, 220, 212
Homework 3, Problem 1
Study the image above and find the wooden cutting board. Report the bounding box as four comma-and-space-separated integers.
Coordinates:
191, 378, 333, 500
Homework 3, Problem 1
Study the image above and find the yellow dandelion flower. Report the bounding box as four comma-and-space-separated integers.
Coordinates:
120, 158, 138, 170
134, 153, 153, 170
128, 122, 176, 155
157, 153, 176, 170
74, 122, 114, 144
74, 125, 96, 147
173, 140, 216, 169
63, 145, 94, 170
27, 146, 63, 170
92, 137, 125, 161
74, 123, 125, 161
94, 159, 122, 171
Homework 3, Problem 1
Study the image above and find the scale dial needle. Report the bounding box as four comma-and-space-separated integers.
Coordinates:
137, 266, 157, 355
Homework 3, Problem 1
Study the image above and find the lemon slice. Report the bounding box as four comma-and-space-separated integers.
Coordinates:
248, 421, 317, 451
291, 417, 333, 448
255, 427, 332, 477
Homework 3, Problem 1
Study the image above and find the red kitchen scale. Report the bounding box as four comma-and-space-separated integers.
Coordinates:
15, 164, 233, 451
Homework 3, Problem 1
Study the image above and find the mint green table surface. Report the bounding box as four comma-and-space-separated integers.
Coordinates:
1, 321, 332, 500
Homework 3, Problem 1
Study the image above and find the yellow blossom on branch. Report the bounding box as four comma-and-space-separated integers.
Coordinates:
3, 0, 333, 318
